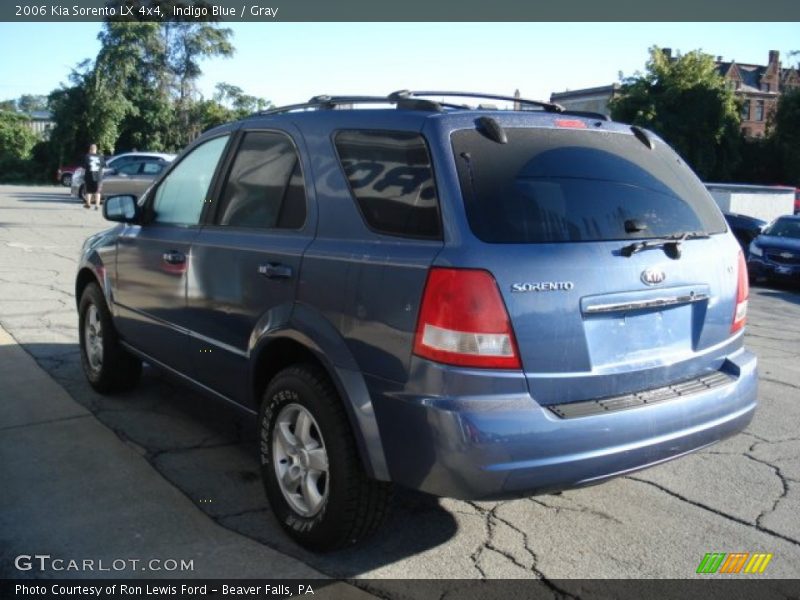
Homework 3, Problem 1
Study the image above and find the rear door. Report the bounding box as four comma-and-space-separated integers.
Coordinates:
450, 125, 741, 406
186, 128, 315, 404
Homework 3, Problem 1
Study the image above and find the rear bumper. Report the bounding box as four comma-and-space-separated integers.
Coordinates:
372, 348, 757, 500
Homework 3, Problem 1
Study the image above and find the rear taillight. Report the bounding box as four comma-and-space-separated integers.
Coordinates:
413, 268, 521, 369
731, 250, 749, 333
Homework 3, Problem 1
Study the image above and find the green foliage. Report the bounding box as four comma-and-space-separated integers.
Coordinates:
48, 74, 93, 165
17, 94, 49, 113
0, 111, 45, 183
771, 88, 800, 186
214, 82, 272, 116
0, 110, 38, 160
10, 10, 269, 175
610, 47, 742, 181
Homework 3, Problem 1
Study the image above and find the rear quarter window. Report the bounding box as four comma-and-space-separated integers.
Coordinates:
334, 130, 441, 239
452, 128, 726, 244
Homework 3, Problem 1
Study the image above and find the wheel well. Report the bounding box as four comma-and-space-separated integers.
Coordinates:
75, 268, 99, 307
252, 338, 330, 406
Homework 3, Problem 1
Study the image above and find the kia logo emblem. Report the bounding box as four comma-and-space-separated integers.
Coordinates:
641, 268, 666, 286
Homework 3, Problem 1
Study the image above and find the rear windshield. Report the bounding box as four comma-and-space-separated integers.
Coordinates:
452, 128, 726, 244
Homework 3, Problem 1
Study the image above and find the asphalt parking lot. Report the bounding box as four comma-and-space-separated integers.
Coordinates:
1, 185, 799, 587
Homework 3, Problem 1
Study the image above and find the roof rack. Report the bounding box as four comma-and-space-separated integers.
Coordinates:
253, 91, 610, 121
256, 94, 454, 116
389, 90, 565, 113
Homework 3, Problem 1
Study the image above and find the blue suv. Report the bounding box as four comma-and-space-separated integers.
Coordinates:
76, 91, 758, 551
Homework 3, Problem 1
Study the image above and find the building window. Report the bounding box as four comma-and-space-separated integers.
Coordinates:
741, 100, 751, 121
761, 83, 771, 92
755, 100, 765, 121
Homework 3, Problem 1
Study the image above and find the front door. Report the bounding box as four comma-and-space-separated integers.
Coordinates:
113, 134, 232, 374
186, 129, 315, 404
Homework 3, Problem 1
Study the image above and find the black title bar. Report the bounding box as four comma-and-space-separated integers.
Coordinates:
2, 0, 800, 21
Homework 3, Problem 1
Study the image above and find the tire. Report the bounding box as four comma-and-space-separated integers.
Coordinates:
259, 364, 392, 551
78, 184, 85, 201
78, 282, 142, 393
60, 173, 72, 187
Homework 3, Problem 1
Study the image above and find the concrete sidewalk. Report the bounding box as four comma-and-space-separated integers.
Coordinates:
0, 326, 330, 580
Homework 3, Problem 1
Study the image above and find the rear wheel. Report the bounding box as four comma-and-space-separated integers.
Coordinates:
259, 364, 392, 551
79, 282, 142, 393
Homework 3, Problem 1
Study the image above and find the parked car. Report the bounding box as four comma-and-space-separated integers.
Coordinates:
724, 212, 766, 256
747, 214, 800, 282
75, 91, 758, 552
100, 158, 173, 200
70, 152, 176, 200
56, 164, 80, 187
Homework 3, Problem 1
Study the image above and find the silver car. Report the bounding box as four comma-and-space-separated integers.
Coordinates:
70, 152, 176, 200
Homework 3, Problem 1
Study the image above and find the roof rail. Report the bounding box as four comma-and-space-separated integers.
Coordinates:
390, 90, 566, 113
251, 91, 611, 121
255, 94, 448, 116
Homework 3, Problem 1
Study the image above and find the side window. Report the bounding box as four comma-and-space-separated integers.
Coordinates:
116, 162, 141, 175
153, 136, 229, 225
216, 131, 307, 230
141, 161, 165, 175
334, 130, 441, 239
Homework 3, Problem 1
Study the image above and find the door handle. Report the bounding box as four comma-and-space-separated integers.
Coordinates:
162, 250, 186, 265
258, 263, 293, 279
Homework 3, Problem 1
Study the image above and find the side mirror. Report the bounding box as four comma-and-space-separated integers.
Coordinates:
103, 195, 138, 223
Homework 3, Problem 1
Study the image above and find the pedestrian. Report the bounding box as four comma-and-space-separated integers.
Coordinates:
82, 143, 105, 210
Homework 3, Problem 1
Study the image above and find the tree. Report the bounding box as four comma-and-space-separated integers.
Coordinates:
17, 94, 49, 113
0, 110, 38, 160
92, 13, 235, 149
609, 47, 742, 181
213, 82, 271, 116
48, 73, 92, 165
771, 88, 800, 186
96, 21, 175, 151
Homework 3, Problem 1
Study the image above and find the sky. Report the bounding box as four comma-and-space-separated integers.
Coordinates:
0, 22, 798, 107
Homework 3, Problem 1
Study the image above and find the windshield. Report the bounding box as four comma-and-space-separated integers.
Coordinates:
452, 127, 726, 244
764, 218, 800, 239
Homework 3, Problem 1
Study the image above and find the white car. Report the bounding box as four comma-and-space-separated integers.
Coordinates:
70, 152, 176, 200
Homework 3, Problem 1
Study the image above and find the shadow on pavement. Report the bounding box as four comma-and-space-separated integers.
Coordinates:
10, 192, 78, 204
11, 342, 460, 578
753, 281, 800, 305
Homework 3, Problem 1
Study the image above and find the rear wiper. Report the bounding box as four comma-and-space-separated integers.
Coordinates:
620, 231, 710, 259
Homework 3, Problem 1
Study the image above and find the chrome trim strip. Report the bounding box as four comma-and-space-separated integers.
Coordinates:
584, 292, 709, 315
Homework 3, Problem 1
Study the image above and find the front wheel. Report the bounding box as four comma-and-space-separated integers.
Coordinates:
60, 173, 72, 187
79, 282, 142, 393
259, 364, 392, 551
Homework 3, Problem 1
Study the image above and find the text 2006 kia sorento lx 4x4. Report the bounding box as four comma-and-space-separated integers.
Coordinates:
76, 91, 757, 551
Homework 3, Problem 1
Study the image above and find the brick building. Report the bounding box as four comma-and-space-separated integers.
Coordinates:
715, 50, 799, 138
548, 50, 800, 137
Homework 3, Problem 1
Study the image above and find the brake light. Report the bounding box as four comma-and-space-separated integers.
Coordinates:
731, 250, 749, 333
413, 268, 521, 369
554, 119, 587, 129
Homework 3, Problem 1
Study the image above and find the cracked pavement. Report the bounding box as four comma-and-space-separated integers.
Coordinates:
1, 185, 799, 585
